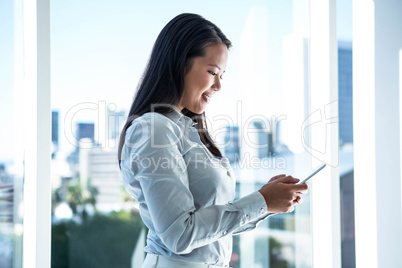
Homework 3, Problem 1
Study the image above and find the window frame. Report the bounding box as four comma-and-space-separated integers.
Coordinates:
309, 0, 341, 267
20, 0, 51, 267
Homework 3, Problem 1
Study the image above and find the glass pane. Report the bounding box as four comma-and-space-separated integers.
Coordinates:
337, 0, 355, 267
0, 0, 24, 267
50, 1, 311, 267
221, 1, 312, 266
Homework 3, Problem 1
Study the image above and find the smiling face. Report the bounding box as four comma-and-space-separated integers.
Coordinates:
177, 43, 228, 114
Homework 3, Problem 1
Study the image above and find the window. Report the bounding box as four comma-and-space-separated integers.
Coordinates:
50, 1, 315, 267
5, 1, 402, 267
337, 1, 355, 267
0, 1, 23, 267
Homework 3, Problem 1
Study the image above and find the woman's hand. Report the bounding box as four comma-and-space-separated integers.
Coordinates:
258, 175, 308, 213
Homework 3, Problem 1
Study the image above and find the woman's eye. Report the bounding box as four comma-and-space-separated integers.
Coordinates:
208, 70, 224, 80
208, 71, 217, 76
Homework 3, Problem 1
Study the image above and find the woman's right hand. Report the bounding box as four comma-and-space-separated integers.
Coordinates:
258, 175, 308, 213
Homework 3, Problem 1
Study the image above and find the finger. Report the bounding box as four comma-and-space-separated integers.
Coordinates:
277, 175, 300, 184
291, 183, 309, 192
292, 192, 300, 202
273, 174, 287, 179
296, 188, 308, 194
269, 174, 286, 182
288, 206, 295, 213
299, 182, 310, 193
293, 196, 303, 204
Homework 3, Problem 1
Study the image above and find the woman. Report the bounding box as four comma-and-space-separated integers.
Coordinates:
118, 13, 308, 268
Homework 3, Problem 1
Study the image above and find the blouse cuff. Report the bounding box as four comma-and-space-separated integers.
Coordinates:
232, 191, 268, 225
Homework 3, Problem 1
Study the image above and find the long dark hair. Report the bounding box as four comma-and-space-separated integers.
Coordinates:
118, 13, 232, 166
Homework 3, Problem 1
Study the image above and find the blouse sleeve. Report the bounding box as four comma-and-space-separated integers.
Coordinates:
121, 115, 269, 255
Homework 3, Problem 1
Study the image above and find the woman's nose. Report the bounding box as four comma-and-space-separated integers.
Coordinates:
212, 77, 221, 91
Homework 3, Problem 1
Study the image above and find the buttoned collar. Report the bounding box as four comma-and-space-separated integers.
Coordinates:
164, 108, 184, 123
164, 108, 198, 128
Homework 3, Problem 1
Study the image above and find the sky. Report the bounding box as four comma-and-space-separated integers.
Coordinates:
0, 0, 16, 165
0, 0, 352, 163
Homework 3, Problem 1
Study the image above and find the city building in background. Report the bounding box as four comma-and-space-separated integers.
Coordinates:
0, 164, 23, 268
338, 41, 355, 268
76, 123, 95, 144
107, 109, 126, 149
107, 109, 126, 140
79, 145, 124, 212
0, 164, 14, 224
51, 107, 127, 217
252, 120, 275, 158
52, 111, 59, 158
338, 41, 353, 146
223, 126, 240, 164
66, 122, 96, 166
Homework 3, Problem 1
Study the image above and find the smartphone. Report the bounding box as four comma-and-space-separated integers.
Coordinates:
297, 163, 326, 184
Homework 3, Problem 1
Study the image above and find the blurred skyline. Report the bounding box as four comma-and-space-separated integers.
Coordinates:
0, 0, 352, 161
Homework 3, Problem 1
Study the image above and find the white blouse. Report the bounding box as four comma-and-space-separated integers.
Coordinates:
120, 109, 272, 266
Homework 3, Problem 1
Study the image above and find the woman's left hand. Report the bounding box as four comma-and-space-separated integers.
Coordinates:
267, 174, 305, 207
